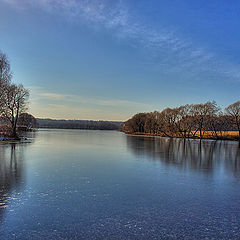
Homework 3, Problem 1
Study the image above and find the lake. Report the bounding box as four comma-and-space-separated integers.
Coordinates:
0, 129, 240, 239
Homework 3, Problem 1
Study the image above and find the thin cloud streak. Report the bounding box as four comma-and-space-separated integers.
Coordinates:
29, 101, 134, 121
29, 86, 152, 108
4, 0, 240, 81
28, 86, 153, 120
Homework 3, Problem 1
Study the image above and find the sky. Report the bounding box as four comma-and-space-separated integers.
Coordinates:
0, 0, 240, 121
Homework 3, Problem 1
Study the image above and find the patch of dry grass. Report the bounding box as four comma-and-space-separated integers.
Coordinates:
194, 131, 239, 137
125, 131, 239, 140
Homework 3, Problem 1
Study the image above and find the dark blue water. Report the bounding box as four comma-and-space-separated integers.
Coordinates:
0, 129, 240, 239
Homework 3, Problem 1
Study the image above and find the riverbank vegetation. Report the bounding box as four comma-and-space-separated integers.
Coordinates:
0, 50, 34, 140
122, 101, 240, 141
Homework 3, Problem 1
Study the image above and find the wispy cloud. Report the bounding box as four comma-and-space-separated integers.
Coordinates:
29, 86, 151, 108
27, 86, 153, 120
3, 0, 240, 81
38, 92, 65, 100
29, 101, 133, 120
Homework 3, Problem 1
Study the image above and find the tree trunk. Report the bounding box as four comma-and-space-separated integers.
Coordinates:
11, 119, 19, 139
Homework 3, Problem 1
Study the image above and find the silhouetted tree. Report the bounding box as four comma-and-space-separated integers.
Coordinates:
173, 105, 194, 138
158, 108, 179, 137
191, 101, 220, 139
1, 84, 29, 138
18, 113, 38, 130
226, 101, 240, 140
144, 111, 160, 134
0, 51, 12, 112
0, 51, 30, 139
123, 113, 148, 133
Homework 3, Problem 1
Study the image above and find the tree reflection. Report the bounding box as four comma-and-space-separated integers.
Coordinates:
126, 136, 240, 176
0, 144, 25, 221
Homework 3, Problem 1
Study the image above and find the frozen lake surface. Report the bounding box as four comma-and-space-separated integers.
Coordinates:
0, 129, 240, 239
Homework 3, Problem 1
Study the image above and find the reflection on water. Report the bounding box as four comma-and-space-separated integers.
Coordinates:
0, 144, 25, 220
0, 130, 239, 239
19, 130, 37, 142
127, 136, 240, 176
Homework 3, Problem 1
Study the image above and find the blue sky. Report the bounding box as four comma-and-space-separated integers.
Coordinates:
0, 0, 239, 120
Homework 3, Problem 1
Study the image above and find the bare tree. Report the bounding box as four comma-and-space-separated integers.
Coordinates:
18, 113, 38, 130
173, 104, 195, 138
0, 51, 12, 112
157, 108, 178, 137
123, 101, 240, 141
1, 84, 29, 138
191, 101, 220, 139
123, 113, 148, 133
226, 101, 240, 140
144, 111, 160, 134
208, 113, 230, 139
0, 51, 12, 84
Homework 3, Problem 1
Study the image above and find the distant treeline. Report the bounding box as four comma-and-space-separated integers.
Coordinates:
122, 101, 240, 140
37, 118, 123, 130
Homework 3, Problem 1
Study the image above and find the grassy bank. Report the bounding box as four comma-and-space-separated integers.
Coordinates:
123, 131, 240, 141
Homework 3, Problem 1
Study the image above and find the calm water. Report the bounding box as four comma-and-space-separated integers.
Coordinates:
0, 130, 240, 239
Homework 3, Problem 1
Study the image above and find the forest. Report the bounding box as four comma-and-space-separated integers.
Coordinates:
122, 101, 240, 140
37, 118, 122, 130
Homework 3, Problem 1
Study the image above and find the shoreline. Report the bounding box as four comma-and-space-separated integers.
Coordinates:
0, 139, 21, 144
0, 137, 32, 144
122, 131, 240, 141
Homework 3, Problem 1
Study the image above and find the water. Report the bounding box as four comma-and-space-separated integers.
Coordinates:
0, 129, 240, 239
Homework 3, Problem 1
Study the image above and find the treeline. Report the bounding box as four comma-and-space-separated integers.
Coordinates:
122, 101, 240, 140
0, 51, 30, 138
37, 118, 122, 130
